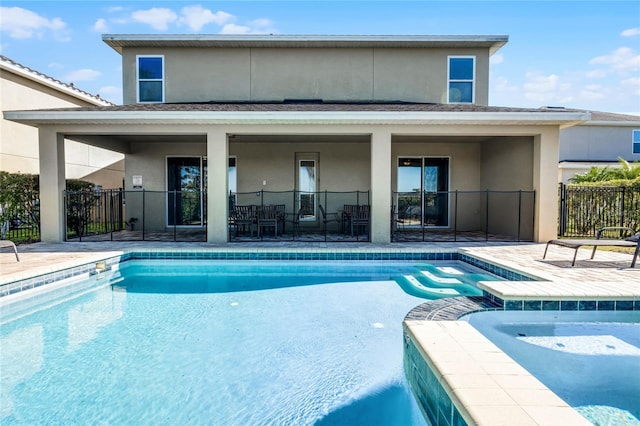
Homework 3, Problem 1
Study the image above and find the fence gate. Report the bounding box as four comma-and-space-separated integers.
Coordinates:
558, 184, 640, 237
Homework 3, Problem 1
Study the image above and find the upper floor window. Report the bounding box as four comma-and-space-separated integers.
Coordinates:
137, 55, 164, 103
448, 56, 475, 104
633, 130, 640, 154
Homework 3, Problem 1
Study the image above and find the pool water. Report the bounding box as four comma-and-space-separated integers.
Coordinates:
0, 260, 496, 425
463, 310, 640, 425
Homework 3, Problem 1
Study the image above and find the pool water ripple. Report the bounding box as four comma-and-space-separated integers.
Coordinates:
3, 260, 500, 425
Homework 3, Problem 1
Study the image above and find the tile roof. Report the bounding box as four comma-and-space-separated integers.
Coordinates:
30, 100, 569, 114
0, 55, 114, 106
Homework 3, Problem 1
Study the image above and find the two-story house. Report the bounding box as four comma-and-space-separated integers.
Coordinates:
0, 55, 124, 188
4, 34, 588, 244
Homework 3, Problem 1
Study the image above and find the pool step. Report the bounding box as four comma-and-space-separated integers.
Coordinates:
401, 275, 460, 296
419, 270, 462, 285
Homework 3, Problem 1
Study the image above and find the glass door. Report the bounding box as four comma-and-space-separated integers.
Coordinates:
297, 159, 317, 221
167, 157, 203, 226
397, 157, 449, 227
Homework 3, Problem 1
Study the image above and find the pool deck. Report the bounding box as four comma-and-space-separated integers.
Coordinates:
1, 241, 638, 426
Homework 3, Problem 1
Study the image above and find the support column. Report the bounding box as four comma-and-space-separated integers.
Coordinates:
39, 128, 66, 242
370, 130, 392, 243
533, 128, 560, 242
206, 129, 229, 243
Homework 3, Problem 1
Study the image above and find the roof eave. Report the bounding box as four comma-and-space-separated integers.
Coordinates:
0, 59, 113, 107
4, 110, 589, 127
102, 34, 508, 55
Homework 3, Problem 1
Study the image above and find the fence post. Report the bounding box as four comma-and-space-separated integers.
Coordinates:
620, 186, 626, 230
558, 183, 566, 237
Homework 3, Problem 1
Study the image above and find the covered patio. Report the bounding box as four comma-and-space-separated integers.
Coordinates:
4, 102, 588, 244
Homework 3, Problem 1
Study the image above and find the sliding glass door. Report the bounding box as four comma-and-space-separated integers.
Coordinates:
397, 157, 450, 227
167, 157, 204, 226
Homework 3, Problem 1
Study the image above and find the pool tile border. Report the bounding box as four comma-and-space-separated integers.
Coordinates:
2, 250, 637, 316
0, 250, 479, 298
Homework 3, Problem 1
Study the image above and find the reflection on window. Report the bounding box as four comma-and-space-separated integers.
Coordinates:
138, 56, 163, 103
167, 157, 202, 226
397, 157, 449, 227
633, 130, 640, 154
299, 160, 316, 220
448, 57, 474, 104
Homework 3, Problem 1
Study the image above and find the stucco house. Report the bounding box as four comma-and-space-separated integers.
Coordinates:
3, 34, 589, 244
554, 108, 640, 183
0, 55, 124, 188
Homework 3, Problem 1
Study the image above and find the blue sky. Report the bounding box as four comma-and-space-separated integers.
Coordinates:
1, 1, 639, 114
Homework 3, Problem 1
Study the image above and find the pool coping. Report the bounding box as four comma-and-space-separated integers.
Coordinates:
403, 319, 593, 425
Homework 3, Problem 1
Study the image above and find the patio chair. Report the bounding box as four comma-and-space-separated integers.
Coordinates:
319, 205, 341, 240
341, 204, 357, 234
0, 239, 20, 261
350, 205, 370, 237
257, 205, 279, 238
285, 208, 304, 237
543, 226, 639, 268
232, 205, 257, 237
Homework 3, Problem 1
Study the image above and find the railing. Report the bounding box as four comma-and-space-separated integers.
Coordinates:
392, 190, 536, 242
64, 189, 207, 242
62, 188, 539, 243
230, 190, 371, 242
558, 184, 640, 237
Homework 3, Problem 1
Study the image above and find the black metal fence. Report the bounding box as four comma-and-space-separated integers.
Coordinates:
230, 190, 371, 242
392, 190, 536, 242
0, 199, 40, 243
64, 189, 207, 242
558, 184, 640, 237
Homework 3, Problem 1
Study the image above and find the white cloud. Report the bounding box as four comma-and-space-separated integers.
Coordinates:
97, 85, 122, 104
179, 5, 233, 31
0, 6, 69, 41
220, 23, 252, 34
579, 84, 607, 100
131, 8, 177, 31
64, 68, 102, 82
586, 69, 607, 79
93, 18, 109, 33
490, 53, 504, 65
220, 20, 276, 35
523, 72, 573, 104
620, 76, 640, 96
621, 28, 640, 37
590, 46, 640, 74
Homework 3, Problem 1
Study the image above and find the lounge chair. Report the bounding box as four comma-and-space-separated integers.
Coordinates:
0, 240, 20, 261
543, 226, 639, 267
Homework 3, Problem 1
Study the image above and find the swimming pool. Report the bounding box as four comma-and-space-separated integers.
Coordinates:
462, 310, 640, 425
0, 260, 498, 425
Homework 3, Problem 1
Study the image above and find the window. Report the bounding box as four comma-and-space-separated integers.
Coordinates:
634, 130, 640, 154
298, 160, 317, 220
448, 56, 475, 104
137, 56, 164, 103
228, 157, 237, 209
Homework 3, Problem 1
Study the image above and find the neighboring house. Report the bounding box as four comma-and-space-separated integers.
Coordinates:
4, 34, 588, 243
554, 108, 640, 183
0, 55, 124, 188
